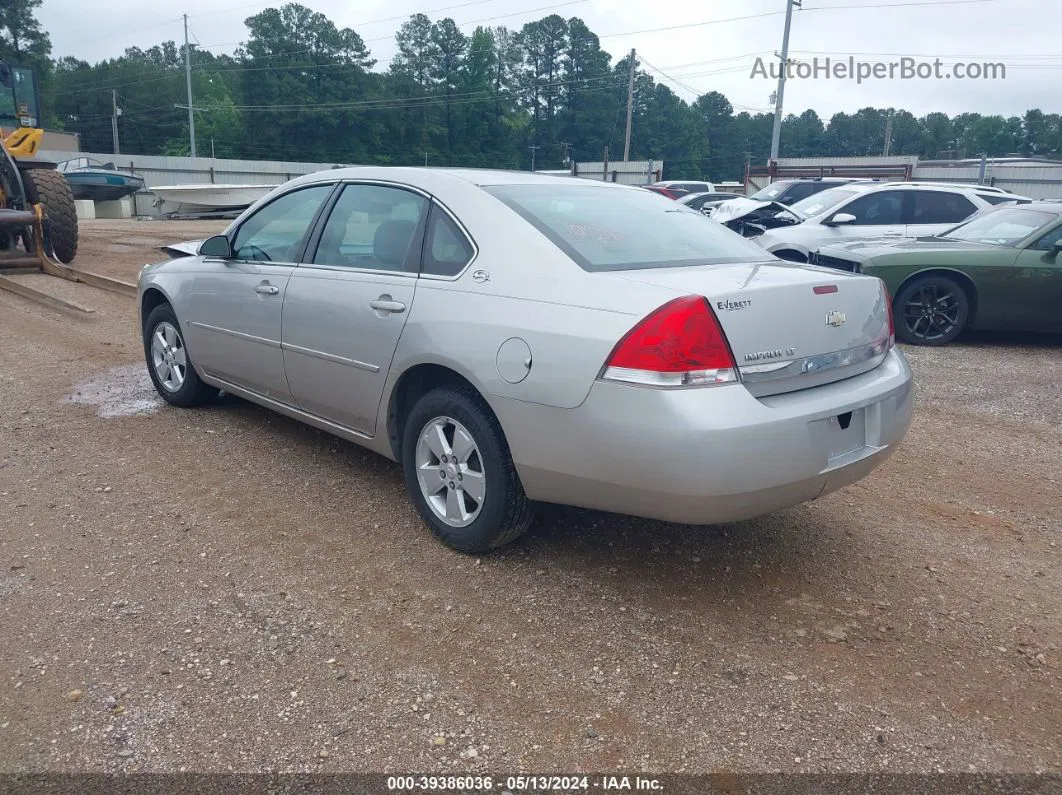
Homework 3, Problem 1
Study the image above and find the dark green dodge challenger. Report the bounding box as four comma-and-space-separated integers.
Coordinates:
809, 202, 1062, 345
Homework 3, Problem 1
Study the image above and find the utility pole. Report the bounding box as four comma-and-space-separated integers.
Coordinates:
769, 0, 801, 163
882, 111, 894, 157
184, 13, 197, 158
623, 48, 636, 161
111, 90, 120, 155
528, 144, 540, 172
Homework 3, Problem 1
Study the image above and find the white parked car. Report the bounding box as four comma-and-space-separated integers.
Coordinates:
653, 179, 716, 194
713, 182, 1031, 262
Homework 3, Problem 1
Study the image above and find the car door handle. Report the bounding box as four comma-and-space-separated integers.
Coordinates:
369, 298, 406, 313
255, 283, 279, 296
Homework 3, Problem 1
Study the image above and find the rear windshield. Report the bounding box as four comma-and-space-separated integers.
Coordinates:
485, 184, 772, 272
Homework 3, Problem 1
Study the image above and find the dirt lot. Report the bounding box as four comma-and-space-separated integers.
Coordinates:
0, 219, 1060, 775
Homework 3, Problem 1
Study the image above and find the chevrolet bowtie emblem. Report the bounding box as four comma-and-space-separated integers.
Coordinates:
826, 311, 847, 327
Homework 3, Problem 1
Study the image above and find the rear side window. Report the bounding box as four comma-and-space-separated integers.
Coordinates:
422, 206, 474, 276
781, 182, 828, 203
485, 184, 769, 272
909, 191, 976, 224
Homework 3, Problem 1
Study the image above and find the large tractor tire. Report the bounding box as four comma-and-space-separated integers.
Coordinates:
21, 167, 79, 264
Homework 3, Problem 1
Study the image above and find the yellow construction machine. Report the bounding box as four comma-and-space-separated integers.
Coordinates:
0, 60, 134, 313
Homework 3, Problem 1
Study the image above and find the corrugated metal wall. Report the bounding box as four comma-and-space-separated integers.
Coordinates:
912, 163, 1062, 199
770, 156, 1062, 199
39, 149, 354, 189
39, 149, 358, 216
572, 160, 662, 185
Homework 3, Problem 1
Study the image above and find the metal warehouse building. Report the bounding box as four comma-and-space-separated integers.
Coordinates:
747, 156, 1062, 200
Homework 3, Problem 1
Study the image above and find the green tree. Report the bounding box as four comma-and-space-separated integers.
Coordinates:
241, 2, 376, 162
429, 18, 468, 154
518, 14, 568, 166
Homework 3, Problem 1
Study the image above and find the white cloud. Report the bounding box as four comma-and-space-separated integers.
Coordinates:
37, 0, 1060, 118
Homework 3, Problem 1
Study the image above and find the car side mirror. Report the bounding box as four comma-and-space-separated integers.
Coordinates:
1051, 240, 1062, 257
199, 234, 234, 259
826, 212, 857, 226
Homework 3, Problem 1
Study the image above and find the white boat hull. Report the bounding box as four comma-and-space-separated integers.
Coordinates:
150, 184, 279, 211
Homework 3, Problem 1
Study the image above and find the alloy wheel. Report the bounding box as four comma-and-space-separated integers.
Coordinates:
150, 321, 188, 393
902, 283, 962, 343
415, 416, 486, 528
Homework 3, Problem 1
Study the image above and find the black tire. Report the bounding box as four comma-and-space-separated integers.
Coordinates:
21, 167, 79, 264
401, 385, 534, 553
142, 303, 217, 407
893, 274, 970, 346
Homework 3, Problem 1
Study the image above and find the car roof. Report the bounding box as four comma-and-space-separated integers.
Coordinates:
841, 181, 1007, 196
292, 166, 633, 191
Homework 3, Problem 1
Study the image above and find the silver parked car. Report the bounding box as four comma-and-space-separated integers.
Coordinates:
138, 168, 914, 553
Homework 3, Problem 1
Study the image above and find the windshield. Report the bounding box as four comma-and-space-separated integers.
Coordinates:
940, 207, 1058, 246
749, 181, 793, 201
791, 186, 860, 218
485, 184, 772, 272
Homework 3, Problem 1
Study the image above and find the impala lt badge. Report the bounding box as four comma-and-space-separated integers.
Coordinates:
826, 311, 847, 327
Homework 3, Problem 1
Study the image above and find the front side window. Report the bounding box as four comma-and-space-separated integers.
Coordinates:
1027, 223, 1062, 252
313, 184, 427, 271
232, 184, 334, 262
909, 191, 976, 225
834, 190, 904, 225
486, 184, 770, 272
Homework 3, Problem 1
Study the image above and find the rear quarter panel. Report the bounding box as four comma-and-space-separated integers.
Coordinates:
386, 184, 683, 410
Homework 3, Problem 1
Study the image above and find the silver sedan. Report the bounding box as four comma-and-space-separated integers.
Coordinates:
138, 168, 914, 552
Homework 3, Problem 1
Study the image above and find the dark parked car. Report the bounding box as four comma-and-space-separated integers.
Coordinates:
746, 177, 865, 206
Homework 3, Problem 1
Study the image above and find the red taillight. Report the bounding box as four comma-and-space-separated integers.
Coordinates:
881, 280, 895, 347
602, 296, 738, 387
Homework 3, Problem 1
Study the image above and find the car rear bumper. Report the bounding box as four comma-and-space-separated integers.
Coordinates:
492, 347, 914, 525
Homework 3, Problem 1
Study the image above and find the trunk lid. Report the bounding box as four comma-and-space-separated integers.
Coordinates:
609, 261, 892, 397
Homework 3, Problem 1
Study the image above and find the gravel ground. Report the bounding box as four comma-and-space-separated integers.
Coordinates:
0, 219, 1060, 775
